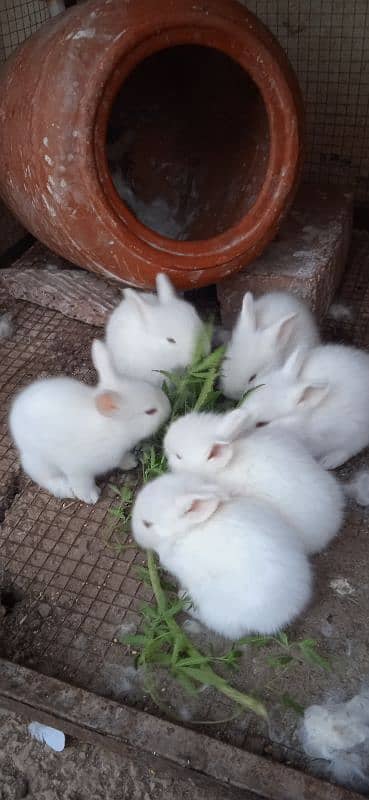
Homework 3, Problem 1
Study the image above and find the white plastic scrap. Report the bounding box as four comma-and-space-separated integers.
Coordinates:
300, 691, 369, 790
28, 721, 65, 751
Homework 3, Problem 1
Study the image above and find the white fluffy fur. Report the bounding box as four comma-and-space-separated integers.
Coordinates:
344, 469, 369, 507
240, 343, 369, 469
300, 692, 369, 791
105, 273, 207, 385
220, 291, 319, 400
164, 410, 344, 555
9, 339, 170, 503
132, 473, 312, 638
0, 312, 13, 339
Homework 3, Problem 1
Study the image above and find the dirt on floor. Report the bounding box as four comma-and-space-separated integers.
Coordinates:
0, 708, 254, 800
2, 233, 369, 794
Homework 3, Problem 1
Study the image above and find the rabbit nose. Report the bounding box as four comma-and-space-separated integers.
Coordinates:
145, 408, 158, 415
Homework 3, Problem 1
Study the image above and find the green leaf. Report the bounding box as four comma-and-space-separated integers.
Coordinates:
237, 635, 273, 648
267, 654, 294, 669
298, 642, 331, 672
237, 384, 265, 407
120, 634, 147, 647
281, 693, 305, 715
276, 632, 289, 647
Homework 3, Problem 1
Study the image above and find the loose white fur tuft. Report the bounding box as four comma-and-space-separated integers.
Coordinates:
300, 691, 369, 791
344, 469, 369, 507
0, 312, 13, 339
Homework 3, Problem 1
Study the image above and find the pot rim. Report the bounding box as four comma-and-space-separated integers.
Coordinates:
90, 11, 303, 270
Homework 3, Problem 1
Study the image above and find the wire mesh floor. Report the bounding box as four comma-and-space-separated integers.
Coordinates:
0, 300, 153, 692
1, 232, 369, 705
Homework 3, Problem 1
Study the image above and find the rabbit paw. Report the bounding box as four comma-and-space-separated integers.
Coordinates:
120, 452, 138, 471
71, 481, 100, 505
319, 450, 348, 470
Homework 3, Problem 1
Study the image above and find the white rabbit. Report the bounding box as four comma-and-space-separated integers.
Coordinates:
240, 343, 369, 469
164, 409, 344, 555
220, 290, 319, 400
9, 339, 170, 504
132, 473, 312, 638
105, 273, 208, 386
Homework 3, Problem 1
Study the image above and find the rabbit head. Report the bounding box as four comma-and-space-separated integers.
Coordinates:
164, 409, 248, 475
221, 292, 299, 400
240, 349, 330, 433
91, 339, 170, 434
132, 473, 227, 549
122, 274, 207, 376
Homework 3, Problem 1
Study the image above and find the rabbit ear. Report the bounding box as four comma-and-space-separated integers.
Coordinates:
295, 382, 330, 409
206, 441, 234, 467
240, 292, 256, 330
124, 288, 150, 319
177, 492, 221, 525
283, 348, 306, 379
156, 273, 176, 304
95, 390, 122, 417
267, 313, 298, 346
91, 339, 116, 384
217, 408, 247, 442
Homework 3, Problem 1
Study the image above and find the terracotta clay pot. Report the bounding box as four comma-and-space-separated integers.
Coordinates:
0, 0, 304, 290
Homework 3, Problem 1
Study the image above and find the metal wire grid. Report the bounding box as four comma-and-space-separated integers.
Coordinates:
0, 0, 49, 62
244, 0, 369, 203
1, 0, 369, 201
0, 301, 152, 685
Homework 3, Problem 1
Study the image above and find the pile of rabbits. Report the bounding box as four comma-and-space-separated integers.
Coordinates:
10, 278, 369, 640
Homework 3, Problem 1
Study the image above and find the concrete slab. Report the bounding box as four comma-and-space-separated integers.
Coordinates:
217, 184, 353, 328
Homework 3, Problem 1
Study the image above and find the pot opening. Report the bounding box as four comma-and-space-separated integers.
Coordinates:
106, 44, 270, 242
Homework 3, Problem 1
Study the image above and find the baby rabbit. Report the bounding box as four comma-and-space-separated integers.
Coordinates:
132, 473, 312, 638
106, 273, 208, 386
9, 339, 170, 504
241, 344, 369, 469
164, 409, 344, 555
221, 290, 319, 400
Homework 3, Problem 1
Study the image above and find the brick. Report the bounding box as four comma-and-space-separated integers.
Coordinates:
0, 242, 120, 326
217, 185, 353, 328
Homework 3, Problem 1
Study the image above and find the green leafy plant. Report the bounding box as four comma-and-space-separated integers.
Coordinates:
121, 551, 267, 719
110, 325, 330, 723
240, 631, 331, 673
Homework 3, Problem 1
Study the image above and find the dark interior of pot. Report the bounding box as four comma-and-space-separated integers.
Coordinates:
107, 45, 270, 241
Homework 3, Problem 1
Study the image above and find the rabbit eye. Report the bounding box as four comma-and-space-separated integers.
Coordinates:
249, 374, 257, 382
145, 408, 157, 415
143, 519, 152, 528
176, 453, 182, 460
166, 337, 176, 344
256, 421, 269, 428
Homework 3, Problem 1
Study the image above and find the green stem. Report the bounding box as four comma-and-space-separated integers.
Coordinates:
146, 550, 268, 720
185, 666, 268, 719
147, 549, 167, 614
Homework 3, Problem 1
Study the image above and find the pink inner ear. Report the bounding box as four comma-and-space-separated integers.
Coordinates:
187, 498, 204, 513
96, 392, 120, 414
208, 443, 225, 460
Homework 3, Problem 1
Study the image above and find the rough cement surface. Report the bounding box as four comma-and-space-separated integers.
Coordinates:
217, 185, 353, 327
0, 242, 120, 326
0, 708, 253, 800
